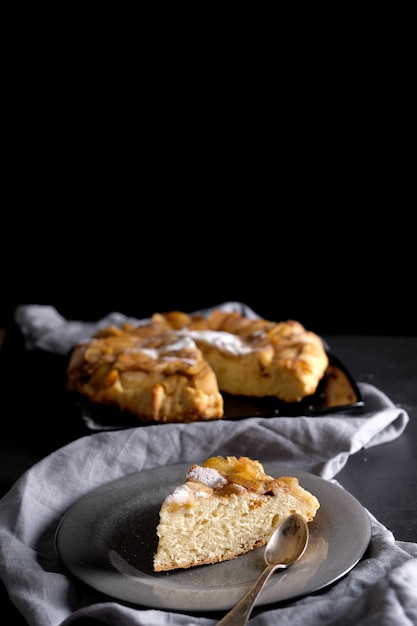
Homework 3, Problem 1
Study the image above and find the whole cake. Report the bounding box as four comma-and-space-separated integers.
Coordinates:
153, 456, 320, 571
67, 309, 329, 423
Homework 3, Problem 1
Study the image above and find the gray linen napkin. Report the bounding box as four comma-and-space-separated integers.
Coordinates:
0, 385, 415, 626
14, 302, 259, 355
1, 303, 415, 625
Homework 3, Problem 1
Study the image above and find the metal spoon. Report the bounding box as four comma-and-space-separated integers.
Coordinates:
216, 513, 309, 626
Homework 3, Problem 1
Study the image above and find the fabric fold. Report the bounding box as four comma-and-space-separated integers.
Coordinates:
14, 302, 259, 355
2, 302, 414, 625
0, 384, 414, 626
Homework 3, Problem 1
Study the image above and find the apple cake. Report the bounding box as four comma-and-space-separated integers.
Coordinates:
154, 309, 329, 403
66, 309, 329, 423
153, 455, 320, 571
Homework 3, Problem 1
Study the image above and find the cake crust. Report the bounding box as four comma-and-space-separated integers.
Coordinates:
67, 309, 329, 423
157, 310, 329, 403
67, 325, 224, 423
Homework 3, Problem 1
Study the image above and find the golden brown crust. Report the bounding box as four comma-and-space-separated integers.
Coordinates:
197, 456, 318, 518
156, 310, 329, 402
67, 309, 329, 422
67, 325, 224, 423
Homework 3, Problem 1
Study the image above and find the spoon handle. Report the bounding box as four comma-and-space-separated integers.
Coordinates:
216, 563, 283, 626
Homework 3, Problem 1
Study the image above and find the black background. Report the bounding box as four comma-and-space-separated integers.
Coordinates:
1, 35, 416, 626
3, 49, 415, 336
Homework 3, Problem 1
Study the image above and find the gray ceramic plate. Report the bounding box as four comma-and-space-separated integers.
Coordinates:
54, 463, 372, 612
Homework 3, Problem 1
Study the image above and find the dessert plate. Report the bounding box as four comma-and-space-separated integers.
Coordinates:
55, 462, 372, 612
75, 352, 364, 431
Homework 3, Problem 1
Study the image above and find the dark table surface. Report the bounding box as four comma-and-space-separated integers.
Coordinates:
1, 327, 416, 625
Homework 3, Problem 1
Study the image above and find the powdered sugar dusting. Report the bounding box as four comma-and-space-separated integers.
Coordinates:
186, 465, 227, 488
164, 483, 212, 505
133, 336, 198, 362
164, 485, 193, 505
179, 329, 255, 355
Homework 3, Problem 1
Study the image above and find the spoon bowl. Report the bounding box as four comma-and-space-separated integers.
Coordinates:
216, 513, 309, 625
265, 512, 309, 567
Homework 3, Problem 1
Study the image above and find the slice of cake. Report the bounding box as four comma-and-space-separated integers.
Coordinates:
153, 456, 320, 571
67, 324, 223, 423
